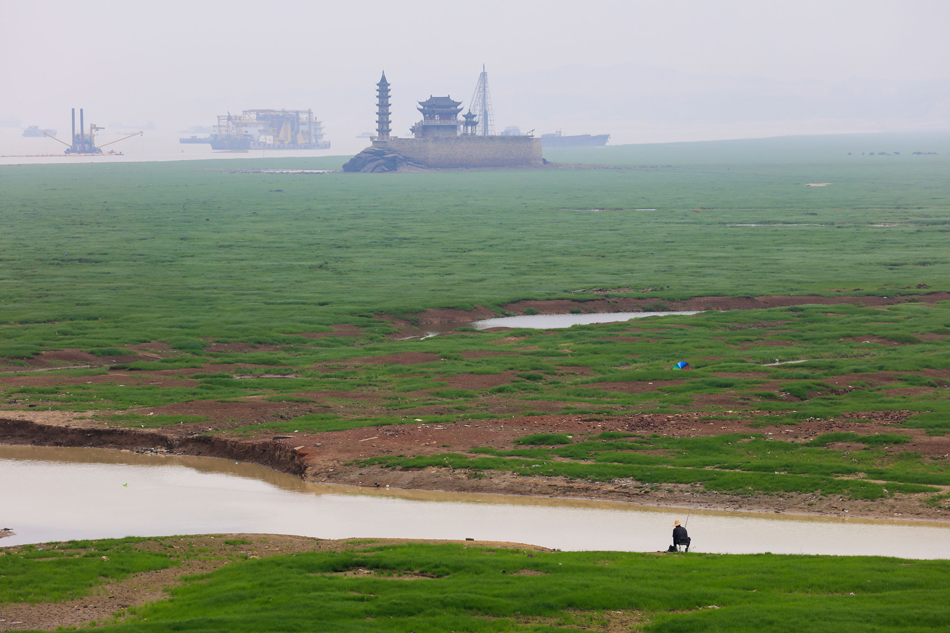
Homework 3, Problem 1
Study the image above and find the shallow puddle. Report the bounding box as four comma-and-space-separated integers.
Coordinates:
2, 445, 948, 558
472, 311, 703, 330
416, 311, 703, 337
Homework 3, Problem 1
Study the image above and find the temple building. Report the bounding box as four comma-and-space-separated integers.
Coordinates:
410, 96, 463, 138
343, 71, 542, 172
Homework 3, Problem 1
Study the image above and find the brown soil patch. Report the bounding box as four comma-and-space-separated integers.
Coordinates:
841, 336, 904, 347
709, 372, 769, 379
691, 393, 744, 407
459, 350, 512, 359
204, 342, 256, 353
389, 306, 498, 328
516, 609, 649, 632
35, 350, 100, 363
915, 333, 949, 342
493, 336, 527, 344
587, 380, 684, 394
134, 342, 174, 353
442, 373, 513, 390
736, 340, 797, 349
357, 352, 440, 366
880, 387, 938, 397
558, 366, 596, 376
293, 325, 364, 339
330, 325, 366, 338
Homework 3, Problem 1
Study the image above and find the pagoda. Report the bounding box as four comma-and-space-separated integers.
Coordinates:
461, 110, 478, 136
410, 96, 462, 138
375, 71, 391, 141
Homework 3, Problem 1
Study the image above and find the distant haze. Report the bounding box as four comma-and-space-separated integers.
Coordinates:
2, 0, 948, 154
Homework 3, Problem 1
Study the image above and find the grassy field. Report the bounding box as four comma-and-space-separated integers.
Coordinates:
3, 536, 950, 632
6, 301, 950, 430
2, 134, 950, 506
2, 133, 950, 356
3, 135, 950, 630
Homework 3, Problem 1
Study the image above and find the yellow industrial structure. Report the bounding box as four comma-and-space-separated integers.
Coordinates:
210, 109, 329, 150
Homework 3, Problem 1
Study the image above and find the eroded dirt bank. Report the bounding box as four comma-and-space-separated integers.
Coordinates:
3, 412, 948, 523
0, 417, 309, 476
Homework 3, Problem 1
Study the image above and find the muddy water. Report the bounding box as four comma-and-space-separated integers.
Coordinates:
3, 445, 949, 558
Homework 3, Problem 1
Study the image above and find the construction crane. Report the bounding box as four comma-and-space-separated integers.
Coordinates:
468, 64, 495, 137
43, 108, 142, 155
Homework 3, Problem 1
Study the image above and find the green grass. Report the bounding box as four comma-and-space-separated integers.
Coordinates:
4, 538, 950, 632
2, 135, 950, 355
4, 302, 950, 457
3, 138, 950, 629
367, 428, 945, 500
0, 537, 176, 604
1, 139, 949, 498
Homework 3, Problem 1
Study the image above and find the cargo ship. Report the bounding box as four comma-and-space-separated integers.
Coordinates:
179, 135, 212, 144
540, 130, 609, 148
210, 109, 330, 150
23, 125, 56, 137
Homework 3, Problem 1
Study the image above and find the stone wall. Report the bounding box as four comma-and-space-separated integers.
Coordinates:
371, 136, 542, 168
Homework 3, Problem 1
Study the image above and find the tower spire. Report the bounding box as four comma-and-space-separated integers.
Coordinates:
376, 71, 391, 141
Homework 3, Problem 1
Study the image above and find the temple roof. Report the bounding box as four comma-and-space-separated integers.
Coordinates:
418, 96, 461, 109
377, 71, 389, 87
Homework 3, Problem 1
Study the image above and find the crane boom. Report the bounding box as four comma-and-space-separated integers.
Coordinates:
43, 132, 71, 147
98, 131, 143, 148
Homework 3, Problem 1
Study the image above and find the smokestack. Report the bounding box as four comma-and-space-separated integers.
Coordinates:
71, 108, 76, 143
80, 109, 85, 148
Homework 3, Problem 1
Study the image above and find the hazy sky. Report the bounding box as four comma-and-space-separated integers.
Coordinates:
2, 0, 948, 152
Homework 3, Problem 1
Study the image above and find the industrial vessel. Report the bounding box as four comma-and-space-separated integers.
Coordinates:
540, 131, 609, 148
210, 109, 329, 150
22, 126, 56, 137
42, 109, 142, 155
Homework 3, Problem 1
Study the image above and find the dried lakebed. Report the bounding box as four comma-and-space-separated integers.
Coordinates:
2, 445, 949, 559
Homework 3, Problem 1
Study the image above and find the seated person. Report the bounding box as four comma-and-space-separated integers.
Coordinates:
672, 520, 690, 551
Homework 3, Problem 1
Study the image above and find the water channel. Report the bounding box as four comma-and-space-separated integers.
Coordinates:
3, 446, 948, 558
